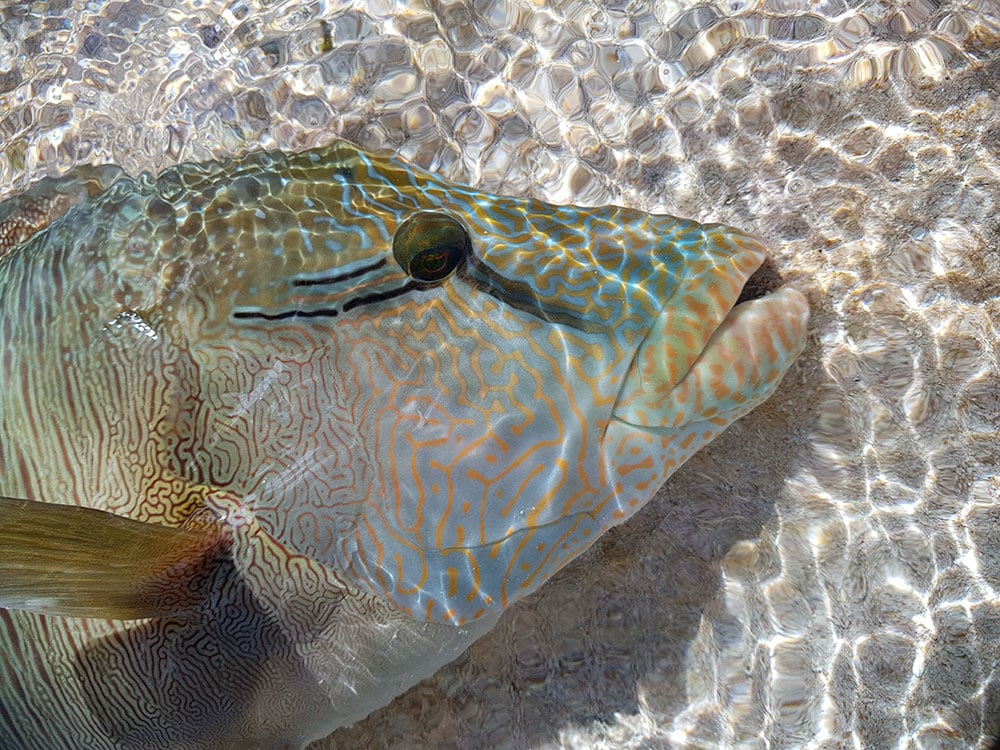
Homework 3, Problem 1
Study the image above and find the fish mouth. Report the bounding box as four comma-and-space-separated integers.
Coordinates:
610, 258, 810, 434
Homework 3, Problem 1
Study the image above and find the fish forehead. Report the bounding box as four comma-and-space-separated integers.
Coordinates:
147, 142, 727, 345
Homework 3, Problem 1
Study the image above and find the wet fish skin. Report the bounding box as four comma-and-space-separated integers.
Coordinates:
0, 141, 808, 748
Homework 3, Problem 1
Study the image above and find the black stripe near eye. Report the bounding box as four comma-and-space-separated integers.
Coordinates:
233, 307, 340, 320
291, 258, 387, 287
342, 281, 421, 312
233, 280, 422, 321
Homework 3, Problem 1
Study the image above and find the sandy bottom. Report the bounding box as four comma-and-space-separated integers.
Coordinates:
1, 0, 998, 747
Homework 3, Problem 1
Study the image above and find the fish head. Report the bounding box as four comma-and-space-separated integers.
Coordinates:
162, 142, 808, 625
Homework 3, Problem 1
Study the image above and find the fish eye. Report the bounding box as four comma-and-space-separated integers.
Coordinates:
392, 211, 470, 283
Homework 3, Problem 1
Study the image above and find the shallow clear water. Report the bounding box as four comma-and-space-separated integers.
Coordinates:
1, 0, 998, 747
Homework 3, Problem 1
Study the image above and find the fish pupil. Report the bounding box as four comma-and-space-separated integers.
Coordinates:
418, 250, 447, 274
393, 211, 469, 283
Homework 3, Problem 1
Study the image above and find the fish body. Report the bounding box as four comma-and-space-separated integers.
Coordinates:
0, 141, 808, 748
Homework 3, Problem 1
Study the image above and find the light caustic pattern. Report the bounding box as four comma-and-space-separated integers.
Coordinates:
0, 141, 807, 630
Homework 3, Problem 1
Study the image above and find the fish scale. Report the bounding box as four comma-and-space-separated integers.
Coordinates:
0, 140, 808, 748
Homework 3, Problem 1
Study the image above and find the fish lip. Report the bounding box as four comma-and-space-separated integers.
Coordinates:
612, 281, 810, 433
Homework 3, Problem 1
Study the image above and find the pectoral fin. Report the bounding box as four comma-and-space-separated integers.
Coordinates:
0, 496, 230, 620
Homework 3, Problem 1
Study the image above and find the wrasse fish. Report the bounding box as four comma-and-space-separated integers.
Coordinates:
0, 141, 808, 749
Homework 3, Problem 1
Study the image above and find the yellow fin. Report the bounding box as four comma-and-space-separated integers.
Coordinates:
0, 496, 230, 620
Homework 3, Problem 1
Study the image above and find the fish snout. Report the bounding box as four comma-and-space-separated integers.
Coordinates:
612, 222, 808, 431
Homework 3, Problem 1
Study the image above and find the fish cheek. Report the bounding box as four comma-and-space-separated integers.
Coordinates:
330, 292, 638, 624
